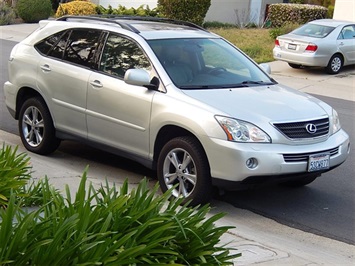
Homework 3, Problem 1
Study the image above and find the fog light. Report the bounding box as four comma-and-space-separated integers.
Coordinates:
246, 158, 258, 169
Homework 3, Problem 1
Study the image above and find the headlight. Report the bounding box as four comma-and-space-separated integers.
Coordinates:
215, 116, 271, 143
331, 109, 341, 134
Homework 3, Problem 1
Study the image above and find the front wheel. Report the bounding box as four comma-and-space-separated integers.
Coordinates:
18, 97, 60, 155
157, 136, 212, 206
326, 54, 343, 74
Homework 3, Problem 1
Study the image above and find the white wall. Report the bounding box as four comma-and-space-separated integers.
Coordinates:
96, 0, 283, 25
333, 0, 355, 22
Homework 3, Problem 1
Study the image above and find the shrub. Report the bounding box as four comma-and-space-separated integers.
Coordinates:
327, 4, 334, 18
16, 0, 52, 23
0, 172, 240, 264
56, 0, 97, 17
0, 145, 32, 207
157, 0, 211, 26
98, 4, 159, 17
268, 3, 327, 27
269, 22, 301, 39
0, 2, 15, 25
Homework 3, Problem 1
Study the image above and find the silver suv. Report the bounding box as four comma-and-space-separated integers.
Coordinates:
4, 16, 350, 205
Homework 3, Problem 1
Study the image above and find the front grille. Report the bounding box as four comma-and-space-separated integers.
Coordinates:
273, 118, 329, 139
283, 147, 339, 163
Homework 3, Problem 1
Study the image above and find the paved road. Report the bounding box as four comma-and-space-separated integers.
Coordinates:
1, 38, 355, 245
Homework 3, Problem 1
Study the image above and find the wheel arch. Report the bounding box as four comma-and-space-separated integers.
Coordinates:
153, 125, 210, 171
15, 87, 48, 119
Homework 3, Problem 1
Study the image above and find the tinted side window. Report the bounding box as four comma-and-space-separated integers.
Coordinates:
49, 31, 70, 59
63, 29, 101, 67
339, 25, 355, 39
99, 34, 151, 78
35, 30, 67, 56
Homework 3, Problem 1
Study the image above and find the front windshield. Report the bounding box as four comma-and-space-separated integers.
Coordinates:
148, 38, 274, 89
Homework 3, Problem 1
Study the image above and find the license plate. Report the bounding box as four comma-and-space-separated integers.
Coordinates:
288, 43, 297, 50
308, 153, 330, 172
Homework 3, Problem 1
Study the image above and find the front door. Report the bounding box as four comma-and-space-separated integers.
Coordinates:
86, 33, 155, 158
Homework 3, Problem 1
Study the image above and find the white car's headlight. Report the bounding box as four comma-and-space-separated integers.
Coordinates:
331, 109, 341, 134
215, 116, 271, 143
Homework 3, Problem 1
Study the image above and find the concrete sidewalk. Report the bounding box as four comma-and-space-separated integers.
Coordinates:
1, 22, 355, 265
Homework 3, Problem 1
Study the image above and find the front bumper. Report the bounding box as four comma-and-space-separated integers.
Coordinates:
203, 129, 350, 185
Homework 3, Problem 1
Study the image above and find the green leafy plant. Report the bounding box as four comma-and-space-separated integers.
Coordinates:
268, 3, 327, 28
16, 0, 52, 23
55, 0, 97, 17
158, 0, 211, 26
0, 170, 240, 264
98, 4, 159, 17
0, 144, 32, 207
0, 1, 15, 25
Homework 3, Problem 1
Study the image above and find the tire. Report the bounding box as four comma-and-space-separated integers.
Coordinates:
326, 54, 343, 74
288, 63, 301, 69
18, 97, 60, 155
281, 174, 318, 187
157, 136, 212, 206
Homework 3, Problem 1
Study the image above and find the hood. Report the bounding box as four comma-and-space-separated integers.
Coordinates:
182, 84, 331, 124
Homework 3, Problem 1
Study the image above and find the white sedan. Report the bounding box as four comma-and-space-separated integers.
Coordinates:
273, 19, 355, 74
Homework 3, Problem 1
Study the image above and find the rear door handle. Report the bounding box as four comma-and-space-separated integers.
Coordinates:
90, 80, 103, 88
40, 64, 51, 72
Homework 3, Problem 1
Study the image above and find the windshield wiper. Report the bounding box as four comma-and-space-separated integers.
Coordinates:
240, 80, 275, 86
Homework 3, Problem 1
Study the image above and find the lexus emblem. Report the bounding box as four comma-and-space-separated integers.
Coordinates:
306, 123, 317, 134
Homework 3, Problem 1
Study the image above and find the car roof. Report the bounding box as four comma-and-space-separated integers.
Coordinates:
309, 19, 354, 27
55, 15, 217, 40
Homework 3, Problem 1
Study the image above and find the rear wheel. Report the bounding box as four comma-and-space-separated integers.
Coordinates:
288, 63, 302, 69
18, 97, 60, 155
157, 136, 212, 206
326, 54, 343, 74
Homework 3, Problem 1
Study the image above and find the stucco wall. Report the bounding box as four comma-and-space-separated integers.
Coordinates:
96, 0, 282, 25
333, 0, 355, 22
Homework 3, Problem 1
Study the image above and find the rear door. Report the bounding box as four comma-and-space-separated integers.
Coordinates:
36, 28, 102, 138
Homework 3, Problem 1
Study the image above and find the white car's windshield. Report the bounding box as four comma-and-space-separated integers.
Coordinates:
148, 38, 274, 89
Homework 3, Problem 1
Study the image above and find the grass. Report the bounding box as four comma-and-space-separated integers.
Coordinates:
209, 28, 275, 63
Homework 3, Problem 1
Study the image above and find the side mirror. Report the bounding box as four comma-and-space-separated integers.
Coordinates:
124, 69, 151, 86
124, 69, 158, 90
259, 63, 271, 74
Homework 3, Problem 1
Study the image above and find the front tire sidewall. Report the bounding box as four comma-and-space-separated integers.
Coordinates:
157, 136, 212, 206
19, 97, 60, 155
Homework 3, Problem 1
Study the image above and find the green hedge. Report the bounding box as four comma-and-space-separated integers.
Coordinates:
268, 3, 328, 27
157, 0, 211, 26
16, 0, 52, 23
98, 4, 159, 17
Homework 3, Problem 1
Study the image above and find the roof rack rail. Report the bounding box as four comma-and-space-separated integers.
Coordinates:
56, 15, 140, 33
56, 15, 208, 33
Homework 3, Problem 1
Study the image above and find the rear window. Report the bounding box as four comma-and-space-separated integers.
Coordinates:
292, 24, 335, 38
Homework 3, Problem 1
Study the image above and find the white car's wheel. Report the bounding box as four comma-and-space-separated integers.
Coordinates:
157, 136, 212, 206
326, 54, 343, 74
19, 97, 60, 155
